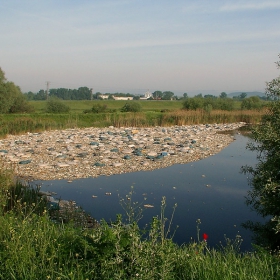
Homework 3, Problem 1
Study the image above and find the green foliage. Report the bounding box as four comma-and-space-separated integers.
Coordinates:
239, 92, 247, 99
120, 102, 142, 112
241, 96, 263, 110
90, 103, 108, 113
152, 90, 163, 99
220, 92, 227, 98
0, 67, 33, 113
242, 55, 280, 250
0, 167, 279, 279
182, 97, 204, 110
182, 97, 234, 111
162, 91, 175, 100
45, 97, 70, 113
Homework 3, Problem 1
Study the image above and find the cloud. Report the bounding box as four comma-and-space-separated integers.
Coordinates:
220, 1, 280, 12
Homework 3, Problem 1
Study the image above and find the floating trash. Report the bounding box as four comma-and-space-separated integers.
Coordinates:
123, 155, 131, 160
89, 141, 99, 146
56, 163, 70, 168
144, 204, 154, 208
19, 159, 31, 164
94, 162, 105, 167
76, 152, 88, 158
0, 123, 246, 180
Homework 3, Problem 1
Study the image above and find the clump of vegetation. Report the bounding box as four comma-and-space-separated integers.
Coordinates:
120, 102, 142, 112
0, 67, 34, 113
182, 97, 235, 111
45, 97, 70, 113
0, 169, 279, 279
242, 55, 280, 250
241, 96, 263, 110
84, 103, 108, 114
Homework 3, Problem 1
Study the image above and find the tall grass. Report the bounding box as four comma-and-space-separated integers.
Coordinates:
0, 165, 279, 279
0, 109, 264, 138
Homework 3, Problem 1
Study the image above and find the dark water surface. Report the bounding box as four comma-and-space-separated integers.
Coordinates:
36, 133, 263, 251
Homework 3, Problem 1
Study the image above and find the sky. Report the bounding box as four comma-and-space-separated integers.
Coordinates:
1, 0, 280, 96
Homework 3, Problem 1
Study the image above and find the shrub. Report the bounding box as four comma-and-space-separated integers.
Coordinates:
91, 103, 108, 113
241, 96, 262, 110
182, 98, 204, 110
45, 97, 70, 113
120, 102, 142, 112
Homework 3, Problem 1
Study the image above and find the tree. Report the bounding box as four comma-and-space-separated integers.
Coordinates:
242, 55, 280, 250
183, 93, 188, 99
219, 92, 227, 98
194, 93, 203, 98
239, 92, 247, 99
0, 67, 33, 113
34, 89, 47, 100
152, 91, 163, 100
204, 94, 217, 99
162, 91, 174, 100
24, 91, 35, 100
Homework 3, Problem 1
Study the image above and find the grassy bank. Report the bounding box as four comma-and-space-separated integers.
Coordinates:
0, 109, 265, 138
0, 164, 279, 279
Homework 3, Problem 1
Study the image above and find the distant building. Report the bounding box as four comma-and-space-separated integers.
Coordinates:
99, 94, 109, 99
112, 96, 133, 101
140, 90, 153, 100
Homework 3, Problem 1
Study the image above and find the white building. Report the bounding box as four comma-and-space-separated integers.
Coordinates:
99, 94, 109, 99
112, 96, 133, 100
140, 90, 153, 100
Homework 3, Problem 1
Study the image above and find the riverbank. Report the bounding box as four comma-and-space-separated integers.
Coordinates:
0, 122, 246, 181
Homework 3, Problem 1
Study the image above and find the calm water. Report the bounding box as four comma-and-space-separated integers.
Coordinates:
36, 133, 263, 251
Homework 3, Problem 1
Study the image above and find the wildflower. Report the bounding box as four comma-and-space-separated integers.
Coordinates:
202, 233, 208, 241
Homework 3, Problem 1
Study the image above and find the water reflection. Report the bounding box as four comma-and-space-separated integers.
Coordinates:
36, 133, 262, 251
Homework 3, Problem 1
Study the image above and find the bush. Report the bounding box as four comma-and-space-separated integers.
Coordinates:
241, 96, 262, 110
45, 98, 70, 113
91, 103, 108, 113
182, 98, 204, 110
120, 102, 142, 112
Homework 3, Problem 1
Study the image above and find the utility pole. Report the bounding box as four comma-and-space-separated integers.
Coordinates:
45, 81, 50, 100
90, 88, 93, 100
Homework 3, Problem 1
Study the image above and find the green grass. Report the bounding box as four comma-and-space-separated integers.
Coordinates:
0, 165, 279, 279
0, 108, 265, 138
29, 100, 184, 113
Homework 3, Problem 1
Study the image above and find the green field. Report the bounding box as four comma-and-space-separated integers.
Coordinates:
29, 100, 184, 113
0, 99, 265, 138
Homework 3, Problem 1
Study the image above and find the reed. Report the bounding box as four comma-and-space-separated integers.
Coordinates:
0, 192, 278, 278
0, 165, 279, 279
0, 109, 264, 139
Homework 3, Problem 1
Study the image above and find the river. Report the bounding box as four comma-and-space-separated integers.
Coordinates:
36, 132, 263, 251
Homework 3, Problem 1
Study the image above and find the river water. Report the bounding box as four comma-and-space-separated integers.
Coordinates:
36, 132, 263, 251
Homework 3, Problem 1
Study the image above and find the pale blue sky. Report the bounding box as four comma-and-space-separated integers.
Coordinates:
1, 0, 279, 96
